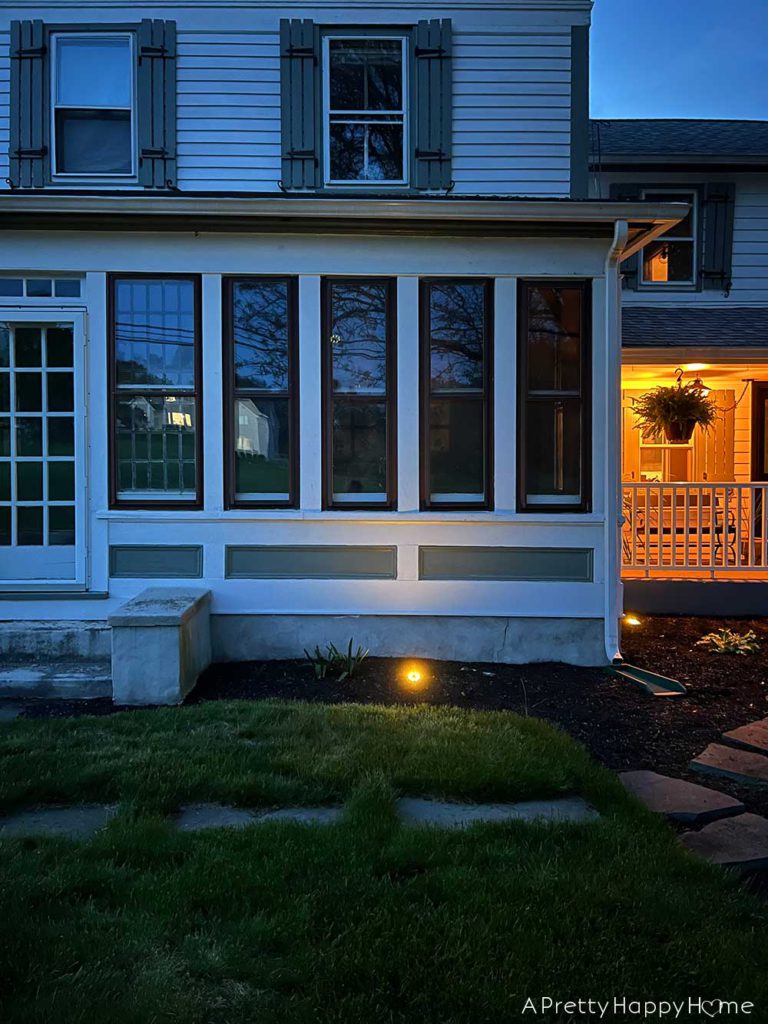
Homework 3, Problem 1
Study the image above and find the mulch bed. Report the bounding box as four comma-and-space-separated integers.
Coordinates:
12, 615, 768, 814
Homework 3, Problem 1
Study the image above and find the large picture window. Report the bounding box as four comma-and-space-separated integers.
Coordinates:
518, 281, 591, 512
322, 279, 397, 509
323, 37, 408, 185
223, 277, 298, 508
109, 276, 202, 508
420, 279, 493, 509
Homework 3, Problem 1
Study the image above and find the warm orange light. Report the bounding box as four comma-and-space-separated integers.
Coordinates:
684, 363, 709, 372
407, 670, 421, 683
401, 662, 428, 689
624, 615, 641, 627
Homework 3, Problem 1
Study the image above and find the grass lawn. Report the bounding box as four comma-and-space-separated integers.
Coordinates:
1, 700, 767, 1023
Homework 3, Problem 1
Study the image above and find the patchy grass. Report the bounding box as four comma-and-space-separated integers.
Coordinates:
0, 701, 767, 1023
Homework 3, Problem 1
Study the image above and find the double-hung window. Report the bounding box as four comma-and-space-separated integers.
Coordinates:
322, 279, 397, 509
324, 37, 408, 185
224, 278, 299, 508
109, 276, 202, 508
52, 33, 135, 178
640, 190, 697, 286
421, 280, 493, 509
518, 281, 591, 512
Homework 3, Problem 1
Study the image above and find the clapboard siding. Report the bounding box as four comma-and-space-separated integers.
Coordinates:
0, 32, 8, 185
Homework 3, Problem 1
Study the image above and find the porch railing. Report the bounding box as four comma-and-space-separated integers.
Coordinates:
622, 483, 768, 575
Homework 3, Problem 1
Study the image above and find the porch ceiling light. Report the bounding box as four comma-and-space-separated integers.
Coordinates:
684, 363, 710, 372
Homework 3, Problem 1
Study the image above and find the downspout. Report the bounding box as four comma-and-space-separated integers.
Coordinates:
603, 220, 629, 664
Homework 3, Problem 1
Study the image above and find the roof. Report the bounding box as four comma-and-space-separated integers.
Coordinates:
623, 307, 768, 348
591, 119, 768, 162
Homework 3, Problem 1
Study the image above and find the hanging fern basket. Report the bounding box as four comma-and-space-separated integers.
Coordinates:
632, 382, 718, 446
664, 418, 697, 444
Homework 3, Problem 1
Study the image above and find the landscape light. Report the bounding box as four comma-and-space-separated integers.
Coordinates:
624, 615, 641, 627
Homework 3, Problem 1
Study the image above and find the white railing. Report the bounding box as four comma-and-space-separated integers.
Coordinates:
622, 483, 768, 575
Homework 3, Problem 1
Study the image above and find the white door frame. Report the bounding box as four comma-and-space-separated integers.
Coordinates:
0, 308, 88, 591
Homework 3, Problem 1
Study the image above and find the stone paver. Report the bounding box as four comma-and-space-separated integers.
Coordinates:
396, 796, 599, 829
681, 813, 768, 872
723, 719, 768, 756
620, 770, 745, 825
0, 804, 117, 840
690, 743, 768, 786
176, 803, 343, 832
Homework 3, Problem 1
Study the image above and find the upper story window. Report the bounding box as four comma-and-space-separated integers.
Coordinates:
52, 34, 135, 179
323, 37, 408, 186
640, 190, 697, 287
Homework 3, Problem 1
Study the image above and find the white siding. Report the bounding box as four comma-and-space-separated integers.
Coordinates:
0, 31, 8, 186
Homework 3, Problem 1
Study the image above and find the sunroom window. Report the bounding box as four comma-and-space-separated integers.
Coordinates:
52, 34, 134, 177
324, 37, 407, 185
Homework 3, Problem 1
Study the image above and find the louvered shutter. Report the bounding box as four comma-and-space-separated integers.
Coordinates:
137, 19, 177, 189
279, 19, 320, 190
413, 19, 452, 191
609, 183, 641, 289
9, 20, 48, 188
701, 182, 736, 293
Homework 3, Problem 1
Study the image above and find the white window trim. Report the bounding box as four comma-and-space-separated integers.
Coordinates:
322, 35, 409, 188
50, 31, 138, 184
639, 188, 698, 288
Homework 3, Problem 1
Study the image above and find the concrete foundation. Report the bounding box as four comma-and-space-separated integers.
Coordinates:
110, 589, 212, 705
211, 614, 607, 667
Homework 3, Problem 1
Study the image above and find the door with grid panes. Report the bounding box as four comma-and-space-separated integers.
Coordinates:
0, 314, 85, 586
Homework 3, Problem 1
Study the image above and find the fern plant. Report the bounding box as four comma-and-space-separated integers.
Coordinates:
695, 628, 760, 655
632, 383, 717, 443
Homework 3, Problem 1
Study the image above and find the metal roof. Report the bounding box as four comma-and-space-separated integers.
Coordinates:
623, 306, 768, 348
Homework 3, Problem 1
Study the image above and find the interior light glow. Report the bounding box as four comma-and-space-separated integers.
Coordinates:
684, 363, 710, 372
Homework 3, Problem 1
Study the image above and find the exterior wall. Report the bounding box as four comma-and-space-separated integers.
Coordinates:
0, 229, 620, 664
0, 0, 590, 198
595, 170, 768, 306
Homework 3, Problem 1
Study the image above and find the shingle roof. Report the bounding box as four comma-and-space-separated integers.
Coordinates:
591, 120, 768, 159
623, 307, 768, 348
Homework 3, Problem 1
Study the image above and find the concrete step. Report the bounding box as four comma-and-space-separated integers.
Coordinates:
0, 658, 112, 699
0, 620, 110, 662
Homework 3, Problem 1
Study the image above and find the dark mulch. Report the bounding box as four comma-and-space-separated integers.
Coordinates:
10, 615, 768, 814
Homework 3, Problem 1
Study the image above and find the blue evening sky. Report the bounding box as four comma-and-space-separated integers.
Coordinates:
591, 0, 768, 119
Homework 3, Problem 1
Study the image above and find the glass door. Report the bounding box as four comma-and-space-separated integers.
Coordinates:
0, 315, 85, 587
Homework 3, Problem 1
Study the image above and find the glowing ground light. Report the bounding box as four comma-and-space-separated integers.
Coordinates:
624, 615, 641, 627
401, 663, 428, 689
407, 670, 422, 684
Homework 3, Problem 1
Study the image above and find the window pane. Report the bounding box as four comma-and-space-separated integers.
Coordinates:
16, 418, 42, 456
525, 399, 582, 502
527, 287, 582, 392
329, 39, 403, 112
429, 283, 486, 390
55, 110, 132, 175
26, 280, 52, 298
14, 328, 42, 368
115, 396, 197, 499
17, 461, 42, 501
0, 280, 23, 298
17, 506, 43, 546
49, 461, 75, 501
232, 280, 290, 390
234, 398, 290, 500
114, 279, 196, 387
643, 193, 694, 237
47, 373, 74, 412
49, 506, 75, 546
0, 418, 8, 456
0, 507, 9, 546
48, 418, 74, 456
329, 281, 388, 393
642, 240, 694, 284
332, 400, 387, 502
329, 122, 403, 182
54, 279, 82, 298
0, 326, 9, 367
47, 328, 73, 368
16, 374, 41, 412
0, 462, 8, 500
428, 399, 485, 501
56, 36, 131, 107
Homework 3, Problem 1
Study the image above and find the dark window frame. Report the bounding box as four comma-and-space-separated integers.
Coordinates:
321, 276, 398, 511
222, 275, 300, 510
516, 279, 592, 514
107, 272, 203, 510
419, 277, 494, 511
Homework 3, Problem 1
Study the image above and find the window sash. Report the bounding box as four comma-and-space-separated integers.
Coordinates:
639, 190, 697, 284
323, 35, 409, 186
420, 279, 493, 511
517, 280, 591, 513
223, 276, 299, 509
109, 275, 202, 509
322, 278, 397, 510
51, 32, 136, 179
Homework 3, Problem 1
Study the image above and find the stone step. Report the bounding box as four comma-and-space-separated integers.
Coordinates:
682, 813, 768, 872
723, 719, 768, 756
0, 620, 110, 661
690, 743, 768, 787
619, 770, 745, 825
0, 659, 111, 699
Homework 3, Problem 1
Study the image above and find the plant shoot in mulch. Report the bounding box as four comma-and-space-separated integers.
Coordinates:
695, 628, 760, 656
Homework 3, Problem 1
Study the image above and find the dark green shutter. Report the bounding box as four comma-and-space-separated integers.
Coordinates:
137, 19, 177, 189
701, 182, 736, 294
9, 20, 48, 189
609, 183, 641, 289
413, 19, 452, 191
279, 19, 320, 190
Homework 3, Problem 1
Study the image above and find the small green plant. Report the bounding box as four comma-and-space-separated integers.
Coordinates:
304, 639, 370, 680
632, 383, 718, 443
695, 628, 760, 656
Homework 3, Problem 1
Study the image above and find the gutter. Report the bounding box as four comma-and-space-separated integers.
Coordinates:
603, 219, 629, 665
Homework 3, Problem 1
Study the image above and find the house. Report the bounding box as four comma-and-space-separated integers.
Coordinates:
591, 119, 768, 615
0, 0, 686, 702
